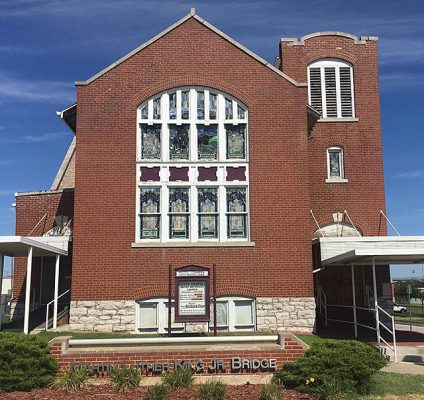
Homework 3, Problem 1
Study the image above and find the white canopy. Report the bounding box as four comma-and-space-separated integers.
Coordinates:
318, 236, 424, 266
0, 236, 69, 257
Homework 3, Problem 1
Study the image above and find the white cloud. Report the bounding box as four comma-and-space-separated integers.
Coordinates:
379, 39, 424, 65
0, 132, 67, 144
395, 170, 423, 179
0, 72, 74, 104
0, 189, 16, 196
380, 71, 424, 90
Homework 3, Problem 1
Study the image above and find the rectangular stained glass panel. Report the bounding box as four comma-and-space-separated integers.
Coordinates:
141, 124, 161, 159
198, 187, 218, 238
169, 124, 189, 159
209, 93, 217, 119
141, 105, 148, 119
225, 98, 233, 119
329, 150, 341, 177
153, 98, 161, 119
169, 92, 177, 120
181, 90, 190, 119
197, 91, 205, 119
197, 124, 218, 160
227, 187, 247, 238
169, 188, 189, 238
237, 105, 245, 119
140, 188, 160, 239
226, 124, 246, 159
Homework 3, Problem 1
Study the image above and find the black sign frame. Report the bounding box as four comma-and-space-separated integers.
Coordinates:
174, 265, 210, 323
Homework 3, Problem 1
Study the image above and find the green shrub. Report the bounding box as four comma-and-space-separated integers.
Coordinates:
144, 383, 169, 400
0, 332, 58, 392
258, 383, 284, 400
161, 367, 194, 389
51, 365, 91, 392
109, 365, 142, 392
198, 378, 226, 400
272, 339, 387, 398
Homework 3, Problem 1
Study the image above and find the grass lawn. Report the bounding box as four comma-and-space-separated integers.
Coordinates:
395, 305, 424, 327
356, 372, 424, 399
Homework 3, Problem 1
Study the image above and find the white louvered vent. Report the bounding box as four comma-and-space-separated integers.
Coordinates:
340, 67, 353, 117
308, 60, 355, 119
309, 68, 323, 114
324, 67, 337, 117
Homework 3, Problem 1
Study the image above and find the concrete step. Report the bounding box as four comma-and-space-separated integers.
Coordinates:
382, 345, 424, 363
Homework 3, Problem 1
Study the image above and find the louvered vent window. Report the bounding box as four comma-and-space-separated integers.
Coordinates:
308, 60, 355, 119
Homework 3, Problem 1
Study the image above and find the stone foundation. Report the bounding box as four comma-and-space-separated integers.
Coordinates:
69, 301, 136, 332
256, 297, 316, 333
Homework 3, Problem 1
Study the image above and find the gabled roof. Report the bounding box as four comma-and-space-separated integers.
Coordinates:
75, 9, 305, 87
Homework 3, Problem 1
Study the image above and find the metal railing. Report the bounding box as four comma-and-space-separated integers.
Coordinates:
377, 305, 398, 362
45, 290, 70, 330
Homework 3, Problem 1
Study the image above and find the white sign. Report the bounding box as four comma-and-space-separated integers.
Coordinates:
176, 270, 208, 277
178, 281, 206, 316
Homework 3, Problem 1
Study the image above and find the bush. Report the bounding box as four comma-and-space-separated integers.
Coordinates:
51, 365, 91, 392
258, 383, 284, 400
198, 378, 226, 400
272, 339, 387, 398
144, 383, 169, 400
0, 333, 58, 392
161, 367, 194, 389
109, 365, 142, 392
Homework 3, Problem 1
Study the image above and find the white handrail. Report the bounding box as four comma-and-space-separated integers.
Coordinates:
45, 289, 70, 330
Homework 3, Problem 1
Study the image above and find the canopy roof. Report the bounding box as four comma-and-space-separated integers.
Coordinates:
319, 236, 424, 266
0, 236, 69, 257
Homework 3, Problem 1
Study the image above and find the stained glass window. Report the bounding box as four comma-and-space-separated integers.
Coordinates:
140, 188, 160, 239
328, 148, 343, 178
197, 91, 205, 119
226, 124, 246, 159
209, 93, 217, 119
169, 125, 189, 160
181, 90, 190, 119
169, 92, 177, 120
198, 188, 218, 238
197, 124, 218, 160
169, 188, 190, 239
141, 124, 161, 159
141, 105, 148, 119
226, 187, 247, 238
225, 98, 233, 119
237, 105, 245, 119
153, 98, 161, 119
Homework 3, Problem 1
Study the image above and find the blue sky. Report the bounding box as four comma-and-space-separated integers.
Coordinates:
0, 0, 423, 278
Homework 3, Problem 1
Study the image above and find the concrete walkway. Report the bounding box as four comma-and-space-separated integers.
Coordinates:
383, 362, 424, 375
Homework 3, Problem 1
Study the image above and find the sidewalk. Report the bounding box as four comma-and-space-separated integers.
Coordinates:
383, 362, 424, 374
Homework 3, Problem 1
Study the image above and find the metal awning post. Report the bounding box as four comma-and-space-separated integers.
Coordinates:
0, 252, 4, 331
53, 254, 60, 330
372, 257, 380, 346
24, 246, 33, 334
351, 264, 358, 338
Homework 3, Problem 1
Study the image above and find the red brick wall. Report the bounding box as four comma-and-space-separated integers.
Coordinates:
72, 17, 314, 301
280, 35, 386, 236
12, 190, 74, 308
50, 336, 306, 375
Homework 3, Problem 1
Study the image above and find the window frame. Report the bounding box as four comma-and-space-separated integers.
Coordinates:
326, 146, 348, 183
308, 59, 355, 119
136, 87, 251, 245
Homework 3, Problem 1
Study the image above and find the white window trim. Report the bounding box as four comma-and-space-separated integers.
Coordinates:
136, 87, 251, 245
308, 59, 355, 119
326, 146, 348, 183
135, 296, 256, 334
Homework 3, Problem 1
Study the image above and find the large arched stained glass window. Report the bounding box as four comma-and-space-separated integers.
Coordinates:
136, 87, 250, 244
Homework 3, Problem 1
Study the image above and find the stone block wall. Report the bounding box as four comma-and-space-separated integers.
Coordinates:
69, 300, 135, 332
256, 297, 316, 333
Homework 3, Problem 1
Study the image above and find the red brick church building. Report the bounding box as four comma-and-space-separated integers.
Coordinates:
6, 9, 417, 339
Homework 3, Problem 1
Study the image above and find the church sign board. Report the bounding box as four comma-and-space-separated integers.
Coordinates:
175, 265, 210, 323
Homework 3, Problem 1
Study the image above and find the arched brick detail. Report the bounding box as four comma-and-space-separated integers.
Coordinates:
130, 76, 253, 109
301, 51, 357, 67
314, 214, 372, 236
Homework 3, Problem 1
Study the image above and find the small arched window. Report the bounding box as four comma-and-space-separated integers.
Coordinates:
308, 59, 355, 119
